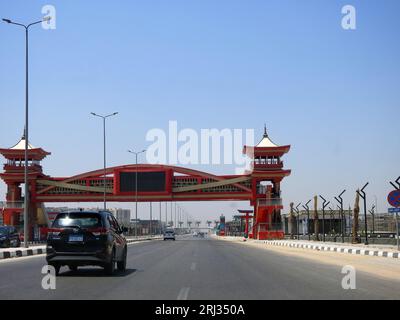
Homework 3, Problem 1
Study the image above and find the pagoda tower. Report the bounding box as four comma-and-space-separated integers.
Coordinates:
0, 132, 50, 239
243, 126, 291, 239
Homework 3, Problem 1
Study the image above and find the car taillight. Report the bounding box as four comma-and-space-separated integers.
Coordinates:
89, 228, 108, 236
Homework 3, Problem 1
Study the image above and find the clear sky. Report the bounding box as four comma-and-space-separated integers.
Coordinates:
1, 0, 399, 224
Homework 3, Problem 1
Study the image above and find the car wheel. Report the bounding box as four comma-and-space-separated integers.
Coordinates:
104, 248, 116, 276
14, 239, 21, 248
117, 246, 127, 272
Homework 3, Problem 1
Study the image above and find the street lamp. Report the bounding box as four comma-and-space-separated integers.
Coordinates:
294, 203, 301, 239
334, 189, 346, 243
302, 200, 311, 240
128, 149, 146, 237
319, 195, 330, 242
91, 112, 118, 210
3, 16, 51, 248
357, 182, 369, 245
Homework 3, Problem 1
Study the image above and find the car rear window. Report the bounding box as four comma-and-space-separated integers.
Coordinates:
0, 227, 8, 235
52, 212, 102, 228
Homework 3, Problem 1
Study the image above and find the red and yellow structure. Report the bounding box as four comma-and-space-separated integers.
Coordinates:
0, 127, 291, 240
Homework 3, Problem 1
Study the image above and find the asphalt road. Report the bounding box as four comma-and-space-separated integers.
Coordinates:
0, 235, 399, 300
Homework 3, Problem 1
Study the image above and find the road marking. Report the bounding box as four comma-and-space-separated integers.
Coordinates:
177, 287, 190, 300
190, 262, 196, 271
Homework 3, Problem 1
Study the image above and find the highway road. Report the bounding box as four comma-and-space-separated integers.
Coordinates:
0, 235, 399, 300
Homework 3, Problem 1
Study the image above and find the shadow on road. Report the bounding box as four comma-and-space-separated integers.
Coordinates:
59, 268, 137, 278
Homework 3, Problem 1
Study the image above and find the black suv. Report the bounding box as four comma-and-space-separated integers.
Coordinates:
46, 211, 127, 275
0, 226, 21, 248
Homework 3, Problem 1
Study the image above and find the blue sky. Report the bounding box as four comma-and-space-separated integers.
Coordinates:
1, 0, 399, 223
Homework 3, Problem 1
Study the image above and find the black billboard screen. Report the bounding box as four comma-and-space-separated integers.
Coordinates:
119, 171, 166, 192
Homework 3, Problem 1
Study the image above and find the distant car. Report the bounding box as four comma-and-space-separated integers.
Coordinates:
164, 230, 176, 241
0, 226, 21, 248
46, 211, 127, 276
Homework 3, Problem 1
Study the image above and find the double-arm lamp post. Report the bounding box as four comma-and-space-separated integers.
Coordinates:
91, 112, 118, 210
2, 16, 51, 248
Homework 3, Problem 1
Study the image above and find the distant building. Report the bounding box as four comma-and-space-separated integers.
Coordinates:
44, 206, 132, 227
109, 208, 131, 227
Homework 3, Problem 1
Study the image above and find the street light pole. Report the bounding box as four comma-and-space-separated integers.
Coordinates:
91, 112, 118, 210
3, 16, 51, 248
334, 189, 346, 243
302, 200, 311, 241
294, 203, 301, 239
159, 202, 162, 235
319, 195, 330, 242
357, 182, 369, 245
150, 202, 152, 236
128, 149, 146, 237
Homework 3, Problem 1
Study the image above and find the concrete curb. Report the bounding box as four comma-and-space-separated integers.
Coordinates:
261, 240, 400, 259
0, 236, 162, 261
0, 247, 46, 260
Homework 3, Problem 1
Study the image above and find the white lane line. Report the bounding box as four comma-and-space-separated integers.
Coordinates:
190, 262, 196, 271
177, 287, 190, 300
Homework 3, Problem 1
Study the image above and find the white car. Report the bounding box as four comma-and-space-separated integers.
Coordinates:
164, 230, 176, 241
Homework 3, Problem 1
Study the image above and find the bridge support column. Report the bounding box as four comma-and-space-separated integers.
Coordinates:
253, 205, 284, 240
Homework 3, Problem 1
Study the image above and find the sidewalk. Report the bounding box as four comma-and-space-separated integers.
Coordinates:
217, 236, 400, 259
0, 235, 162, 261
260, 240, 400, 259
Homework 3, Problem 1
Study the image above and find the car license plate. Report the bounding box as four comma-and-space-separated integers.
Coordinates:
69, 234, 83, 242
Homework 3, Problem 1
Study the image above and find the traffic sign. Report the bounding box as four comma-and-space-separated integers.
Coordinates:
388, 207, 400, 214
387, 190, 400, 208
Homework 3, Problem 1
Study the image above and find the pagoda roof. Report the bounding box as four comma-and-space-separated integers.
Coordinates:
0, 134, 50, 160
243, 126, 290, 156
10, 137, 35, 150
256, 134, 278, 148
